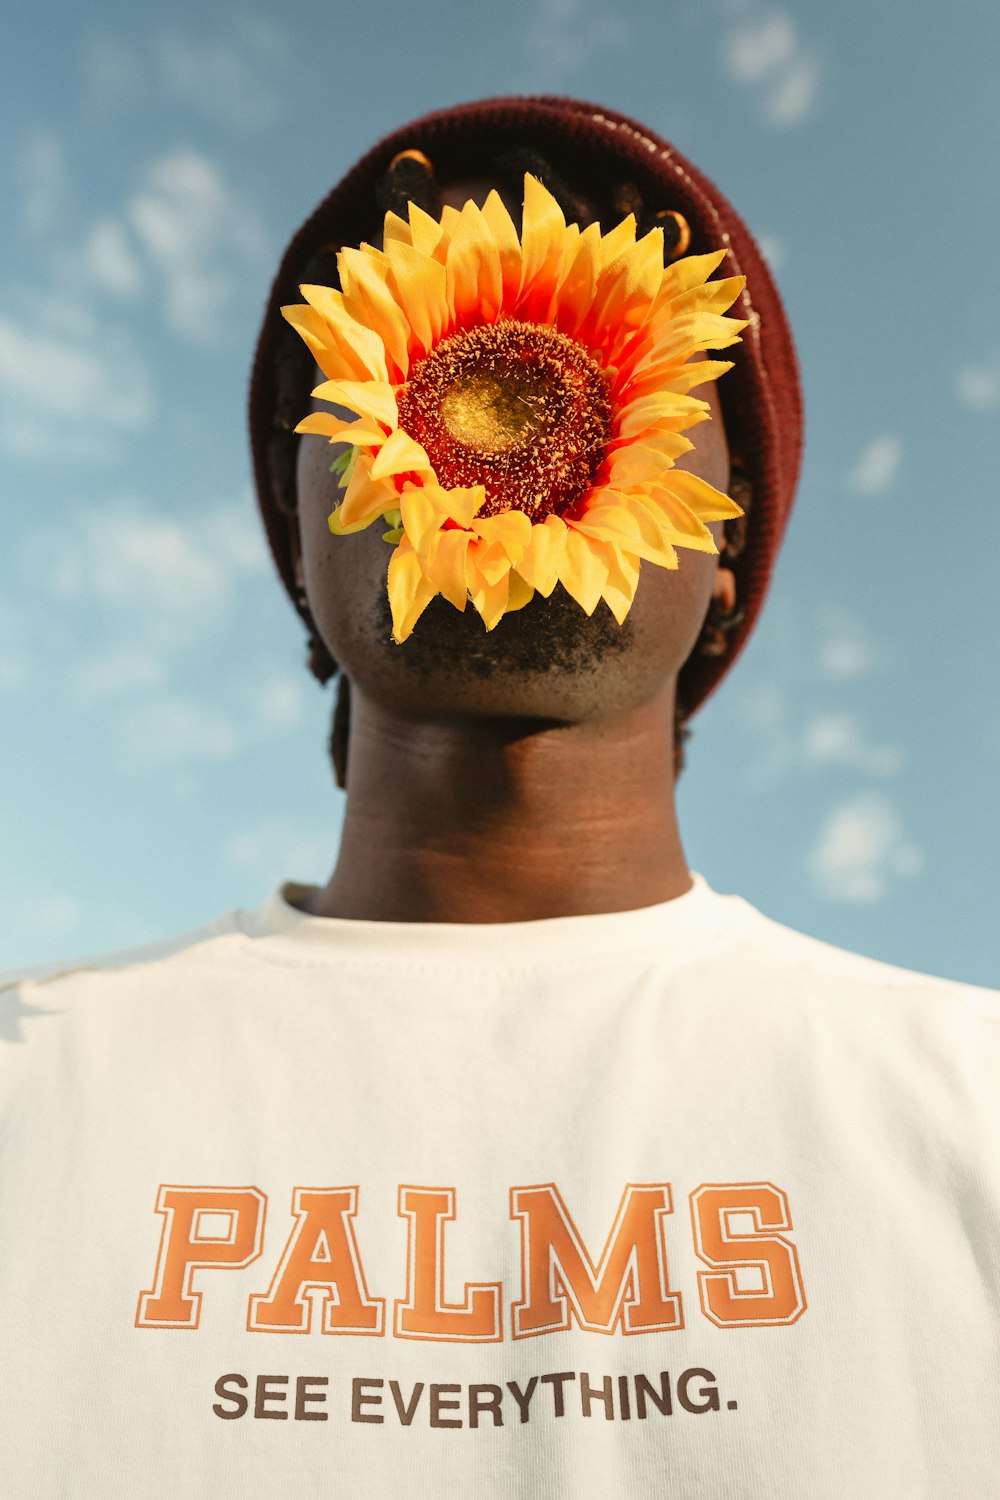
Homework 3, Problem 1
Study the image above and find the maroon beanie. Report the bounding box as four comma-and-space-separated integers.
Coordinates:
248, 94, 803, 716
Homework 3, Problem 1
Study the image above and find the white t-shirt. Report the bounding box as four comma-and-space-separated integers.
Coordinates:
1, 875, 997, 1498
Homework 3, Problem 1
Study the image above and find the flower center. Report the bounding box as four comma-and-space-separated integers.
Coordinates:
396, 320, 612, 520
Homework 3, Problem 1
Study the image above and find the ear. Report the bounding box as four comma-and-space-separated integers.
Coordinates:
709, 565, 737, 612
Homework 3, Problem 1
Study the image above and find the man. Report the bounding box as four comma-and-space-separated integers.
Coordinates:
1, 96, 997, 1498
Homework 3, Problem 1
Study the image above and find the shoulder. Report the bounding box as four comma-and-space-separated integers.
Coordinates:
726, 898, 1000, 1027
0, 907, 247, 999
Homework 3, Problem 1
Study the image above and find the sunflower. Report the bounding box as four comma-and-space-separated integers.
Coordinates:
283, 176, 747, 644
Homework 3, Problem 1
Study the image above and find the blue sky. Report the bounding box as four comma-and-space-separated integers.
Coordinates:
1, 0, 997, 983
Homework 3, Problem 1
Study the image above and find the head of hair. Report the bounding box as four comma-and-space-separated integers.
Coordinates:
259, 102, 792, 790
279, 151, 753, 789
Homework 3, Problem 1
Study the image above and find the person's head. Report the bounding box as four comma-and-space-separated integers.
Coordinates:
249, 98, 803, 788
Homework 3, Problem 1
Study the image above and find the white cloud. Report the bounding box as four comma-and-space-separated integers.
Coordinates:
78, 220, 144, 299
766, 55, 820, 125
0, 317, 149, 426
816, 607, 876, 682
525, 0, 632, 84
740, 656, 901, 786
44, 511, 221, 614
801, 712, 903, 777
721, 10, 820, 127
739, 684, 796, 785
196, 504, 272, 575
156, 20, 287, 130
18, 129, 67, 235
3, 143, 265, 465
955, 357, 1000, 413
756, 233, 786, 271
849, 434, 902, 495
27, 494, 268, 650
117, 695, 240, 770
224, 816, 334, 882
67, 646, 164, 707
725, 11, 797, 81
106, 665, 316, 775
809, 791, 923, 903
24, 493, 282, 771
127, 149, 268, 341
32, 292, 102, 343
0, 314, 153, 460
237, 672, 310, 735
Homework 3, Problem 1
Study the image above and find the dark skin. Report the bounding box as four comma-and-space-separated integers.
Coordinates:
285, 180, 734, 923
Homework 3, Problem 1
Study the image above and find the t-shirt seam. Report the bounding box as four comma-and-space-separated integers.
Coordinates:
2, 906, 749, 993
216, 914, 749, 981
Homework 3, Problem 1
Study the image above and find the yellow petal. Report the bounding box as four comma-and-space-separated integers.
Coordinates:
616, 391, 711, 438
472, 536, 515, 587
656, 249, 729, 301
471, 507, 533, 565
369, 427, 434, 481
335, 454, 398, 530
404, 202, 447, 258
338, 247, 412, 378
658, 469, 745, 523
619, 358, 734, 403
662, 274, 746, 321
606, 432, 693, 485
384, 238, 449, 357
517, 175, 568, 321
583, 230, 663, 351
438, 204, 463, 239
553, 221, 602, 336
570, 501, 680, 568
481, 189, 523, 311
639, 312, 748, 367
645, 493, 718, 553
597, 213, 638, 270
401, 485, 456, 555
516, 514, 568, 596
446, 200, 503, 325
601, 545, 642, 624
665, 358, 735, 394
281, 302, 388, 384
381, 210, 413, 247
431, 483, 486, 529
468, 559, 511, 631
279, 304, 337, 372
504, 569, 535, 614
423, 527, 472, 610
387, 537, 439, 643
558, 527, 610, 615
295, 412, 386, 447
618, 256, 742, 369
310, 379, 398, 428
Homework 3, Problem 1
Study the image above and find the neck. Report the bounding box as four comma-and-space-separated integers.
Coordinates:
300, 681, 691, 923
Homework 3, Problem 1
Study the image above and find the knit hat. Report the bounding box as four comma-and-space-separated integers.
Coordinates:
248, 94, 803, 716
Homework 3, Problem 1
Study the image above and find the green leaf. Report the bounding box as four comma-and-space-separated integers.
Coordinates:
329, 446, 359, 490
